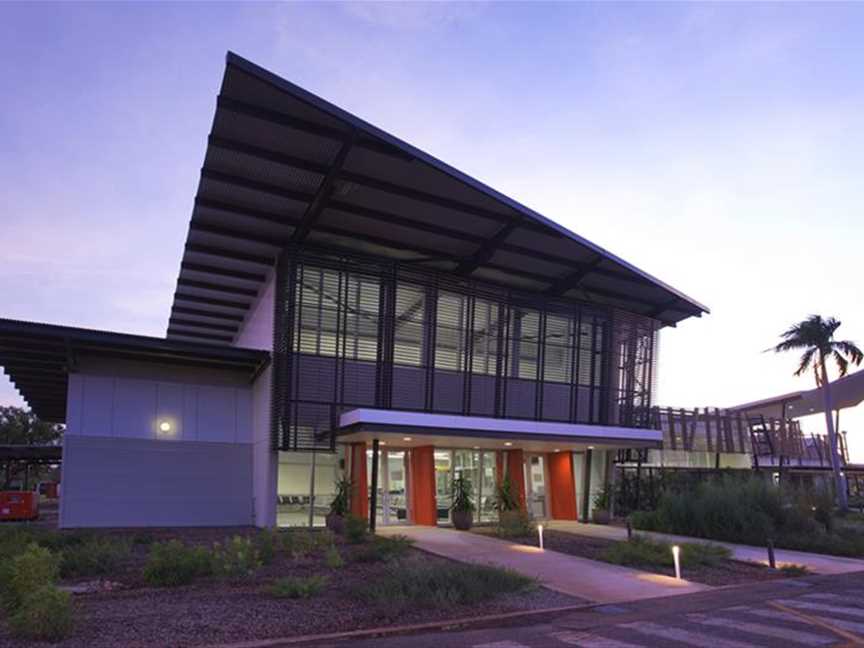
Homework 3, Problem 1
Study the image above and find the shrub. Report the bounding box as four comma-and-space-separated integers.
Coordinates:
631, 475, 864, 557
143, 540, 213, 587
780, 563, 810, 577
353, 562, 535, 612
1, 544, 59, 612
324, 545, 345, 569
344, 514, 368, 544
60, 537, 132, 578
282, 530, 315, 559
352, 535, 414, 563
254, 529, 277, 566
8, 586, 74, 641
268, 575, 328, 599
600, 536, 730, 569
212, 536, 262, 579
497, 509, 534, 538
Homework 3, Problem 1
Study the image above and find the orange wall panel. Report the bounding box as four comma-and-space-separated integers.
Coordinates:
409, 446, 437, 526
547, 452, 577, 520
348, 442, 368, 520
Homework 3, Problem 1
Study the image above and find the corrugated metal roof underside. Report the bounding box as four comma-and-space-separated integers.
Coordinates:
167, 52, 708, 344
0, 318, 269, 423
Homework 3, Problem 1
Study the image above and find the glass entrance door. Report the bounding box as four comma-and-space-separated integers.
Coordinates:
525, 454, 548, 519
368, 449, 409, 526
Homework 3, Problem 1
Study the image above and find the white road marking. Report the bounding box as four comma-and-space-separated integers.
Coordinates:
620, 621, 756, 648
748, 603, 864, 636
473, 642, 532, 648
777, 599, 864, 620
549, 630, 643, 647
737, 607, 817, 624
687, 614, 834, 645
803, 592, 864, 607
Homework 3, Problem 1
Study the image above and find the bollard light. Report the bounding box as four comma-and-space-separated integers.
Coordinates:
672, 545, 681, 580
538, 524, 544, 550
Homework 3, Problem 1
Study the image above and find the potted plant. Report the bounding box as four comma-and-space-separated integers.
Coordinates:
494, 474, 531, 535
450, 475, 475, 530
592, 487, 611, 525
326, 477, 352, 534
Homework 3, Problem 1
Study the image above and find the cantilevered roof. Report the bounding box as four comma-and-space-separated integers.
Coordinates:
0, 318, 270, 423
166, 52, 708, 344
730, 368, 864, 420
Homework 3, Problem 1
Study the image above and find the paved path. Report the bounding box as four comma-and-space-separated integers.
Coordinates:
341, 571, 864, 648
377, 525, 708, 603
547, 520, 864, 575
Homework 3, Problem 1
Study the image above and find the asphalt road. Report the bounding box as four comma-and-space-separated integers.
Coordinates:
327, 571, 864, 648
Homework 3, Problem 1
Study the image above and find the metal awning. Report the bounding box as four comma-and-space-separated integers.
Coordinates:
336, 408, 661, 452
166, 52, 708, 344
0, 318, 270, 423
730, 368, 864, 419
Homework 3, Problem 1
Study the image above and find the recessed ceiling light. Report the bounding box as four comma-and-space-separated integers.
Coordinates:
554, 449, 560, 452
473, 446, 480, 450
380, 441, 387, 446
403, 437, 412, 442
587, 445, 595, 450
504, 442, 513, 447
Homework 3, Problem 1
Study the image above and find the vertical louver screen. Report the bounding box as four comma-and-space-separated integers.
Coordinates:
272, 248, 658, 451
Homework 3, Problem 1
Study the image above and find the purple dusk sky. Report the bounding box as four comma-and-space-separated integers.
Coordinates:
1, 3, 863, 457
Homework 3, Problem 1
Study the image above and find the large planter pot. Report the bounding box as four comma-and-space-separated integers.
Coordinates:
325, 512, 345, 535
451, 510, 473, 531
592, 509, 611, 525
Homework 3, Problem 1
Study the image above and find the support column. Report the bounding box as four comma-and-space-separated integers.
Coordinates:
409, 446, 437, 526
581, 448, 593, 523
348, 442, 368, 521
547, 452, 577, 520
506, 449, 527, 511
369, 439, 380, 531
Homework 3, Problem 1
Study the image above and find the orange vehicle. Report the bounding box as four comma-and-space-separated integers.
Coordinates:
0, 491, 39, 521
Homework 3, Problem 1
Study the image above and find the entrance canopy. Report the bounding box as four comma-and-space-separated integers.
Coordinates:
337, 408, 661, 453
166, 52, 707, 345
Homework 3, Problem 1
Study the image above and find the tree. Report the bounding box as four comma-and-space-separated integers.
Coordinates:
772, 315, 863, 511
0, 406, 63, 489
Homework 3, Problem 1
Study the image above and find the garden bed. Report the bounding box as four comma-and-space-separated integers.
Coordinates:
0, 526, 577, 647
470, 527, 794, 587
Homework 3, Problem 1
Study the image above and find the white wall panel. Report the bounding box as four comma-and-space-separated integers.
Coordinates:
197, 385, 237, 443
156, 382, 186, 441
113, 378, 157, 439
80, 375, 114, 437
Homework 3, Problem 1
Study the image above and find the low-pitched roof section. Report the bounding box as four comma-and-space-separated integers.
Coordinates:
0, 318, 270, 423
167, 52, 708, 344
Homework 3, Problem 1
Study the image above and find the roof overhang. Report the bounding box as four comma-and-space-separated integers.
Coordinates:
0, 318, 270, 423
730, 368, 864, 420
336, 408, 661, 453
167, 52, 708, 343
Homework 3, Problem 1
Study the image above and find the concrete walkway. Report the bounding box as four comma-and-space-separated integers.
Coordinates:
547, 520, 864, 575
377, 525, 709, 604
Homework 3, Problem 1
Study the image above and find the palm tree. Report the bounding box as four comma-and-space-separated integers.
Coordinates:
772, 315, 863, 511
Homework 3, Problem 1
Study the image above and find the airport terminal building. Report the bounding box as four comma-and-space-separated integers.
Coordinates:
0, 53, 709, 529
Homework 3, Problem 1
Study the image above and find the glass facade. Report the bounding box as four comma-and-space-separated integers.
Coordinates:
271, 250, 660, 452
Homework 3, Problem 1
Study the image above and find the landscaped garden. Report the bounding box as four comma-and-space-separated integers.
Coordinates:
629, 474, 864, 557
0, 521, 576, 647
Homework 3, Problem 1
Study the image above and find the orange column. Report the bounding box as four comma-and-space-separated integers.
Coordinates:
547, 451, 577, 520
506, 449, 527, 511
348, 442, 368, 520
409, 446, 438, 526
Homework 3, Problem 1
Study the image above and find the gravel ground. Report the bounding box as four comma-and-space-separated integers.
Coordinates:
471, 527, 789, 587
0, 528, 579, 648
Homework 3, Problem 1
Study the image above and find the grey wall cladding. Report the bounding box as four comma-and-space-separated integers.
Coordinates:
61, 436, 253, 528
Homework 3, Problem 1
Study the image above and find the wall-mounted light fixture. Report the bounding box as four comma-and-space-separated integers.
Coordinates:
158, 421, 172, 434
